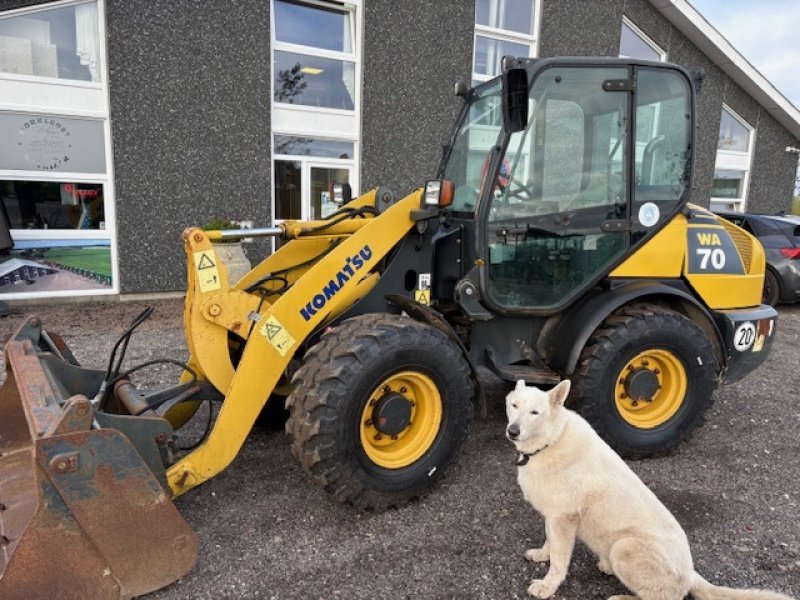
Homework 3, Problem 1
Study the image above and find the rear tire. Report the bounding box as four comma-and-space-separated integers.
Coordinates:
571, 305, 718, 458
762, 268, 780, 306
285, 314, 474, 510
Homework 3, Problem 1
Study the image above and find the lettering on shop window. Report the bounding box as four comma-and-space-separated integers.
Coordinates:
18, 117, 73, 171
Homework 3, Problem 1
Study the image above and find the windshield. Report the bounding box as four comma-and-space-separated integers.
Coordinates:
442, 81, 503, 212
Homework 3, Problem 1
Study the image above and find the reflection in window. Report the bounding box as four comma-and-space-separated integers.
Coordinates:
0, 238, 112, 291
310, 167, 349, 219
441, 82, 503, 212
718, 108, 750, 152
497, 67, 630, 219
542, 100, 584, 199
274, 51, 355, 110
0, 1, 100, 82
274, 0, 351, 53
634, 69, 690, 204
0, 180, 104, 229
476, 0, 534, 35
474, 36, 529, 78
712, 170, 745, 199
274, 135, 353, 158
485, 68, 630, 310
274, 160, 302, 220
619, 19, 663, 62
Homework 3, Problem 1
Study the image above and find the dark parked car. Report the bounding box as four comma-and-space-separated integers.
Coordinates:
714, 211, 800, 305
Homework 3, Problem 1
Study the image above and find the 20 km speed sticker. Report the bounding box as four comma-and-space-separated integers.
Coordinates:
733, 321, 756, 352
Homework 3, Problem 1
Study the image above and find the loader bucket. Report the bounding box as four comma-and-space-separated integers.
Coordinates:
0, 317, 198, 600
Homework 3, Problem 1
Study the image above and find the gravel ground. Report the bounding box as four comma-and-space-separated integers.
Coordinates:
1, 300, 798, 600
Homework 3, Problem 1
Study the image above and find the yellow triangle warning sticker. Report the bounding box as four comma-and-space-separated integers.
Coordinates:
197, 253, 215, 270
263, 322, 282, 340
259, 315, 296, 357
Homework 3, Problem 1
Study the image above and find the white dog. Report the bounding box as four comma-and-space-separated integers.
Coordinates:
506, 379, 794, 600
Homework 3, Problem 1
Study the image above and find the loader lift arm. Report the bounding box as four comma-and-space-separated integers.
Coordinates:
168, 188, 420, 496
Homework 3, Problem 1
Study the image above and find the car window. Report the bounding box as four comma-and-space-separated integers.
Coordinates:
759, 217, 799, 246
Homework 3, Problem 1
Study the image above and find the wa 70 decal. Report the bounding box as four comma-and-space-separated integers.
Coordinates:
686, 228, 744, 275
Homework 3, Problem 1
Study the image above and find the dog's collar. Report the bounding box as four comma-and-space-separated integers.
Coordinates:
516, 444, 549, 467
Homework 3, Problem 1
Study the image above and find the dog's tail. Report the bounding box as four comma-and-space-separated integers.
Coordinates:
690, 572, 795, 600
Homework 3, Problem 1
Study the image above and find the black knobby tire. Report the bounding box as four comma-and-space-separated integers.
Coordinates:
570, 305, 719, 458
285, 314, 474, 510
762, 268, 780, 306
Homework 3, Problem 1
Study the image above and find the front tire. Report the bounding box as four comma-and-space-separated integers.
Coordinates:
285, 314, 474, 510
571, 305, 719, 458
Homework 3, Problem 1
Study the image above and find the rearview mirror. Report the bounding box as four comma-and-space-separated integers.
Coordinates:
502, 67, 528, 133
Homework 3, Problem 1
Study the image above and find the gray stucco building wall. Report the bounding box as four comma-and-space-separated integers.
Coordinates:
538, 0, 799, 213
360, 0, 474, 196
106, 1, 272, 293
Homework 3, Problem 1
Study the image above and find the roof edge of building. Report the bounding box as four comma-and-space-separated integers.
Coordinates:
647, 0, 800, 141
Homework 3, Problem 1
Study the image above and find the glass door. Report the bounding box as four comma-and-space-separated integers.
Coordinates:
273, 157, 352, 221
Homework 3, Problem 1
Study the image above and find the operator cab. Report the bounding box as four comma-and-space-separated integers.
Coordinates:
439, 57, 694, 315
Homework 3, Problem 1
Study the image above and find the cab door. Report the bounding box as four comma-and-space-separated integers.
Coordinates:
481, 65, 692, 313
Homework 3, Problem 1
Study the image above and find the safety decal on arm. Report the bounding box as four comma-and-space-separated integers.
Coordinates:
260, 315, 296, 357
193, 250, 222, 292
686, 228, 744, 275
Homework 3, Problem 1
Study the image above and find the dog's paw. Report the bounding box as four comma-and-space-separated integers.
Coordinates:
524, 548, 550, 562
597, 559, 613, 575
527, 579, 558, 598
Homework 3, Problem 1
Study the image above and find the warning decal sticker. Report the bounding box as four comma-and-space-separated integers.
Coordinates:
259, 315, 296, 357
192, 251, 222, 293
414, 289, 431, 305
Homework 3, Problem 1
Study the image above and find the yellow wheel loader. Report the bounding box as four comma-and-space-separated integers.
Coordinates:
0, 57, 778, 599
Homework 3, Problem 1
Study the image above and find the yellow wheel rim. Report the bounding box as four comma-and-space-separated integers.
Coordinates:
615, 349, 687, 429
359, 371, 442, 469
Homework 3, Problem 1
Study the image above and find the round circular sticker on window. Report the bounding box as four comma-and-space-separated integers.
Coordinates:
733, 321, 757, 352
638, 202, 660, 227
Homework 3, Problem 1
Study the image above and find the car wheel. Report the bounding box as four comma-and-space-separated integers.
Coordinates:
762, 268, 780, 306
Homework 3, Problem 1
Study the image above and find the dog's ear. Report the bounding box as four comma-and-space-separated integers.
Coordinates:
516, 379, 526, 391
549, 379, 571, 407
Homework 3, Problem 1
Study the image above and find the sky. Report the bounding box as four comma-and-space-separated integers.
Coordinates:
690, 0, 800, 108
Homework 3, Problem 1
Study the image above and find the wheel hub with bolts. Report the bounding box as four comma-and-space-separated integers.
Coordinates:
615, 349, 687, 429
623, 367, 661, 404
371, 391, 413, 436
359, 370, 442, 469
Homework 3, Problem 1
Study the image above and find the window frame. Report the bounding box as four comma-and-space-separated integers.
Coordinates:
472, 0, 541, 84
619, 16, 667, 63
711, 104, 755, 213
271, 0, 359, 112
272, 131, 357, 221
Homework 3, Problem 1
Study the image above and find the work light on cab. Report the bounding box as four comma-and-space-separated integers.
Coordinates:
423, 179, 454, 207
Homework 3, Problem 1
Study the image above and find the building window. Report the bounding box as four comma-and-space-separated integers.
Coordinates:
272, 0, 356, 111
0, 0, 115, 300
0, 0, 101, 83
273, 135, 355, 220
270, 0, 361, 226
472, 0, 540, 84
619, 17, 666, 62
710, 105, 754, 212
